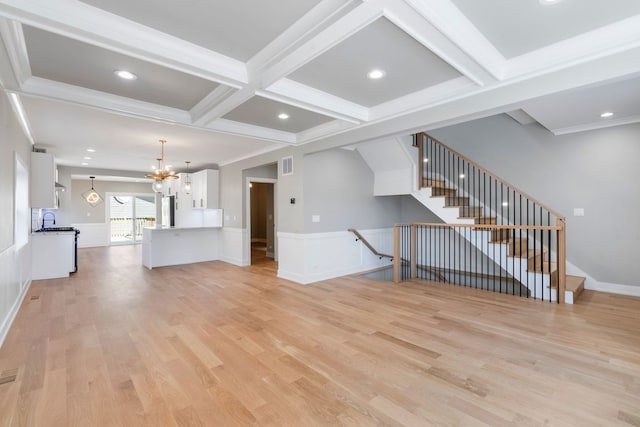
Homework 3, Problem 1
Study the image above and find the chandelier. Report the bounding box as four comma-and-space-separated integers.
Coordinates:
145, 139, 178, 192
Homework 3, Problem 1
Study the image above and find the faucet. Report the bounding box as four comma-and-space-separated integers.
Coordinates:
42, 211, 56, 229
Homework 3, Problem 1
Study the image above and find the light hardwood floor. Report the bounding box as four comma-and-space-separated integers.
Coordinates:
1, 245, 639, 426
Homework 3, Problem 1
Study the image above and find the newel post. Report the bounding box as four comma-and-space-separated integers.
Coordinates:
557, 218, 566, 304
393, 225, 400, 283
410, 224, 417, 279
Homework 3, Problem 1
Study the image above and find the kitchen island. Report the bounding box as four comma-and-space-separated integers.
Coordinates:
142, 226, 221, 269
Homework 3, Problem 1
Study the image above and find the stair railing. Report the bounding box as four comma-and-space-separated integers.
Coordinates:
405, 132, 566, 302
349, 228, 448, 282
394, 222, 566, 303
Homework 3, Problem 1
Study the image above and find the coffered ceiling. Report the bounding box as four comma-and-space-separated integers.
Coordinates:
0, 0, 639, 173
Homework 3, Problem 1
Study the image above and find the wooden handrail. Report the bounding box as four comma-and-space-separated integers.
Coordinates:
348, 229, 394, 259
416, 132, 565, 220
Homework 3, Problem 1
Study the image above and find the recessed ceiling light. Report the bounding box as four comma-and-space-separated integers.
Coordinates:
115, 70, 137, 80
539, 0, 562, 4
278, 113, 289, 120
81, 162, 88, 166
83, 156, 92, 160
600, 112, 614, 118
87, 148, 96, 153
367, 69, 385, 80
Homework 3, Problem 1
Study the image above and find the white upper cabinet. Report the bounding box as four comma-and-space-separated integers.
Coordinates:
31, 152, 57, 208
191, 169, 219, 209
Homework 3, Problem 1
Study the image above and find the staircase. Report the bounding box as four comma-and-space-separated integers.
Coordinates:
355, 133, 584, 303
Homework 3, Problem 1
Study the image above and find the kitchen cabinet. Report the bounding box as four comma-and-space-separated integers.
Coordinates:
31, 231, 75, 279
191, 169, 219, 209
164, 178, 179, 196
31, 152, 57, 208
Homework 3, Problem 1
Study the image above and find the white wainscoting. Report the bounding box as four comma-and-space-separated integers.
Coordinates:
72, 223, 110, 248
277, 228, 394, 284
0, 242, 31, 348
221, 227, 249, 266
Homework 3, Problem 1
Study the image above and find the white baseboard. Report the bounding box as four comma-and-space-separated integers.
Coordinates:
566, 259, 640, 297
0, 278, 31, 349
586, 281, 640, 297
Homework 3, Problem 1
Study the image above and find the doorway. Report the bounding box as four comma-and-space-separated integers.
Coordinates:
246, 178, 277, 267
108, 194, 156, 245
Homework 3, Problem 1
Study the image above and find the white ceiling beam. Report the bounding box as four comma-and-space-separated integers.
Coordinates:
296, 119, 359, 144
22, 77, 192, 124
0, 0, 248, 86
248, 0, 360, 77
382, 0, 500, 86
369, 76, 476, 121
197, 1, 384, 127
257, 1, 385, 87
550, 114, 640, 136
296, 45, 640, 148
0, 18, 30, 88
399, 0, 506, 81
505, 15, 640, 80
260, 79, 367, 123
206, 118, 297, 145
189, 86, 238, 125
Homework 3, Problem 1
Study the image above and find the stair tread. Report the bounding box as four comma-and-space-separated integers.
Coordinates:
528, 261, 557, 273
566, 275, 586, 293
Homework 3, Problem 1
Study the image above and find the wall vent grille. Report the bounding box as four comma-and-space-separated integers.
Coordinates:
282, 156, 293, 176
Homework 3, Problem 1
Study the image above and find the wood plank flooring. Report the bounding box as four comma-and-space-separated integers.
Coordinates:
1, 245, 639, 426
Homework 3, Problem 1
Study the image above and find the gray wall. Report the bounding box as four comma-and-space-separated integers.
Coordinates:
303, 148, 400, 232
399, 195, 443, 224
0, 92, 31, 250
69, 179, 155, 224
54, 166, 155, 225
0, 89, 32, 345
220, 147, 305, 233
431, 114, 640, 287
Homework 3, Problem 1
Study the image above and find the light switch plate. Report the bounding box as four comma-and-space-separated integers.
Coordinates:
573, 208, 585, 217
312, 215, 320, 223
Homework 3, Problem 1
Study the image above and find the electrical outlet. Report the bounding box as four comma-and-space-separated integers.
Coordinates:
312, 215, 320, 223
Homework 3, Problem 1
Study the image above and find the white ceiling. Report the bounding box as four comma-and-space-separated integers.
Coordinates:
0, 0, 639, 175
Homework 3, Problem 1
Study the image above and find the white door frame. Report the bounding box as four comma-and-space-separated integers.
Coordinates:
105, 192, 155, 245
244, 177, 278, 264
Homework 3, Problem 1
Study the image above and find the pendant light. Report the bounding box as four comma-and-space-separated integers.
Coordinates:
152, 179, 164, 193
182, 161, 192, 195
82, 176, 103, 206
